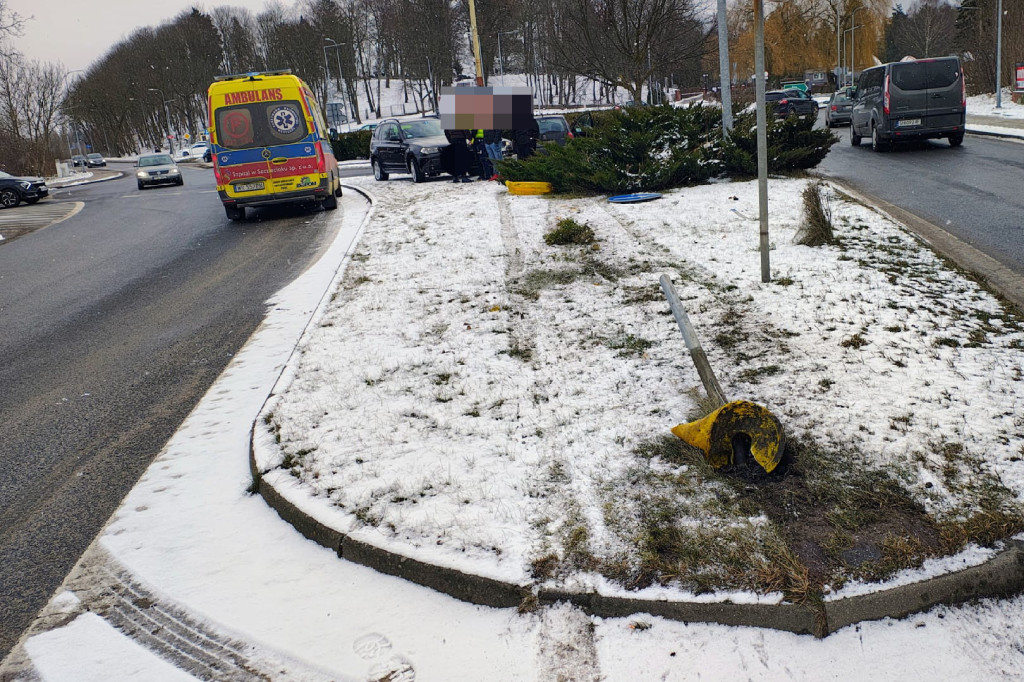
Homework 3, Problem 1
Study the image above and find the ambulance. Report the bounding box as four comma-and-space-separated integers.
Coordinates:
207, 70, 342, 221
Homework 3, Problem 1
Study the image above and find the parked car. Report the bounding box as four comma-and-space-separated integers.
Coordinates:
764, 90, 818, 119
825, 88, 854, 127
0, 170, 49, 208
356, 123, 378, 132
850, 56, 966, 151
783, 88, 819, 109
187, 143, 210, 159
536, 114, 572, 146
85, 153, 106, 167
369, 117, 450, 183
71, 154, 87, 167
135, 153, 183, 190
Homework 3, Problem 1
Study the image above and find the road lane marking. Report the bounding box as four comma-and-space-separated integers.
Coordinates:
0, 201, 84, 242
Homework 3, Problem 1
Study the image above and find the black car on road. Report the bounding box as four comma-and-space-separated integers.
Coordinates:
0, 170, 49, 208
85, 153, 106, 167
765, 90, 818, 119
370, 117, 451, 183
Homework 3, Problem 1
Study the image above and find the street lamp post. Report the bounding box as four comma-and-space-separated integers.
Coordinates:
843, 26, 862, 88
61, 70, 84, 164
850, 6, 866, 88
147, 87, 175, 157
324, 38, 351, 132
496, 31, 519, 86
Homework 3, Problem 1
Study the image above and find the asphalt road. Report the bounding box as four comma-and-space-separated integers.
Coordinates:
817, 122, 1024, 275
0, 161, 343, 657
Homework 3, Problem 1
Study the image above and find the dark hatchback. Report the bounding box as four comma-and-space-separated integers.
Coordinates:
369, 117, 450, 183
765, 90, 818, 119
537, 115, 573, 146
0, 170, 49, 208
825, 88, 854, 127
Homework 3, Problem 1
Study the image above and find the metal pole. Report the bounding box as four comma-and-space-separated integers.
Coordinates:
754, 0, 770, 283
497, 32, 504, 85
322, 44, 332, 112
851, 7, 864, 89
717, 0, 733, 133
995, 0, 1003, 108
836, 7, 841, 89
659, 275, 728, 408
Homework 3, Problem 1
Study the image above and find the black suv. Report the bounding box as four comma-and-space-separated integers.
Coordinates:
370, 117, 450, 183
0, 170, 49, 208
765, 90, 818, 119
850, 56, 965, 151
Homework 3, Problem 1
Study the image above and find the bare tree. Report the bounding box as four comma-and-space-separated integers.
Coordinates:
899, 0, 957, 58
546, 0, 712, 103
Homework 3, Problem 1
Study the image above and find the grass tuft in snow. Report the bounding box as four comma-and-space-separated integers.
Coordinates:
545, 217, 595, 246
795, 181, 836, 246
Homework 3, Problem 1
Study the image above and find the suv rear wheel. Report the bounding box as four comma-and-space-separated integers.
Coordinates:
372, 157, 389, 181
949, 133, 964, 147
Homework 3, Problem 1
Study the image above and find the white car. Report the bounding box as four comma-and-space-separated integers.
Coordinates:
181, 143, 210, 159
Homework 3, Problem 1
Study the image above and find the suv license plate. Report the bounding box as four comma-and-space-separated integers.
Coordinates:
897, 118, 921, 128
235, 181, 265, 192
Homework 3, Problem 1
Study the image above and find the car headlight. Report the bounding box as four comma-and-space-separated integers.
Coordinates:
168, 168, 180, 174
137, 171, 150, 178
420, 147, 439, 155
18, 181, 31, 190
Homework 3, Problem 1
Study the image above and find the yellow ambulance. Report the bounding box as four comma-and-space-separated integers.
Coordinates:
207, 70, 341, 221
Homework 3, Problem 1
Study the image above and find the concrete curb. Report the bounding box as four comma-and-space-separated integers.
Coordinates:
46, 171, 125, 188
248, 181, 1024, 638
966, 127, 1024, 140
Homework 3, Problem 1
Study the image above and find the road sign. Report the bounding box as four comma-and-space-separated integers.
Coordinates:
184, 133, 191, 140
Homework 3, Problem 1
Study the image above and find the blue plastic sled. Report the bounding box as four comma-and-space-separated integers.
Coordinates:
608, 193, 662, 204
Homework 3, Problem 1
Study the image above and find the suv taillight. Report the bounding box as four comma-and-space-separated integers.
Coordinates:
883, 75, 890, 115
961, 75, 966, 108
831, 104, 837, 111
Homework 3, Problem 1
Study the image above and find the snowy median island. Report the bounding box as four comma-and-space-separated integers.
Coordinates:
256, 175, 1024, 608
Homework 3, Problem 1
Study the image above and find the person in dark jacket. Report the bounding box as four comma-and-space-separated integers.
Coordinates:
442, 128, 474, 182
513, 117, 539, 160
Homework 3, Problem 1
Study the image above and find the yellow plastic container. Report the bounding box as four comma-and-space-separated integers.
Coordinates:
506, 181, 552, 195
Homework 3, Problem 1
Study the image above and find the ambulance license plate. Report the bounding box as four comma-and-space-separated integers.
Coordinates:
235, 181, 265, 192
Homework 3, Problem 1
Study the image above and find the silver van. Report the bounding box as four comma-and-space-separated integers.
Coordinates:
850, 57, 966, 151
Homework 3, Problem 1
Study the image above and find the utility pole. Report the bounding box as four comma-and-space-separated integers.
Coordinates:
754, 0, 770, 283
717, 0, 733, 133
995, 0, 1003, 108
467, 0, 485, 85
851, 6, 865, 88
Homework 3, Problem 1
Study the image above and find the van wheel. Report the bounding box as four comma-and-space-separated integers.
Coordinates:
225, 205, 245, 221
949, 133, 964, 147
323, 192, 338, 210
409, 157, 424, 183
372, 157, 388, 181
871, 124, 887, 152
850, 128, 861, 146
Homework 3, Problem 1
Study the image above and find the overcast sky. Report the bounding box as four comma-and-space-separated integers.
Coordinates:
6, 0, 299, 71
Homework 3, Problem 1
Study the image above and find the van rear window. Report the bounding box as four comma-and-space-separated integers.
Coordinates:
215, 100, 309, 150
891, 60, 960, 91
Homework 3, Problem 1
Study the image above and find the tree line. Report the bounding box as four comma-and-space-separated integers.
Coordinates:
0, 0, 1018, 177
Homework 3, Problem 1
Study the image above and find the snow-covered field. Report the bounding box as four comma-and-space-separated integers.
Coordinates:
261, 173, 1024, 600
